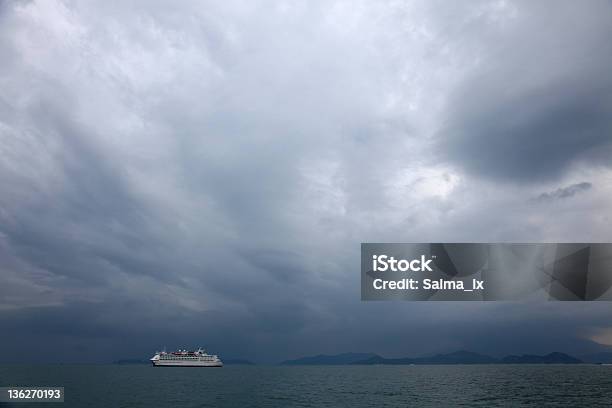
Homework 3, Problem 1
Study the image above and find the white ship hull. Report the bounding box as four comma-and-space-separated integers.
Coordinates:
150, 348, 223, 367
152, 360, 223, 367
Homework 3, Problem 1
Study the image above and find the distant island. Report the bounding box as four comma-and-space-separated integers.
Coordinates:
280, 350, 592, 365
500, 352, 581, 364
113, 350, 610, 366
354, 350, 498, 365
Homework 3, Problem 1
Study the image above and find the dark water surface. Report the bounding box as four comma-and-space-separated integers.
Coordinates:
1, 364, 611, 407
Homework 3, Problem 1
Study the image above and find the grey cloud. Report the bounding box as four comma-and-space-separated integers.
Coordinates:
438, 1, 612, 182
1, 0, 612, 364
533, 182, 592, 202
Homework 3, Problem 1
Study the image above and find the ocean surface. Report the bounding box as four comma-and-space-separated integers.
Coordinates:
1, 364, 611, 407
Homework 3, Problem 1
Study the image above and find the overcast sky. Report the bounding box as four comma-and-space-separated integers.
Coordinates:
1, 0, 612, 363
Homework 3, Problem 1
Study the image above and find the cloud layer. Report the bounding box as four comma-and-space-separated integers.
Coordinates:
1, 0, 612, 363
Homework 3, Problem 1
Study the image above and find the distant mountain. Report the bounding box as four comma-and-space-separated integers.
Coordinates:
580, 352, 612, 364
281, 353, 379, 365
501, 352, 582, 364
113, 359, 149, 365
283, 351, 585, 366
353, 355, 414, 365
353, 351, 497, 365
224, 359, 255, 365
418, 351, 498, 364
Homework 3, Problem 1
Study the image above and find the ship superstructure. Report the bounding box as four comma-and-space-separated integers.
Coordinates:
150, 348, 223, 367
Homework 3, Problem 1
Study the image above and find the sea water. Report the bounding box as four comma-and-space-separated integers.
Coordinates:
1, 364, 611, 407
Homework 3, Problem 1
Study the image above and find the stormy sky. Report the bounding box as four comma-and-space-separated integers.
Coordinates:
1, 0, 612, 363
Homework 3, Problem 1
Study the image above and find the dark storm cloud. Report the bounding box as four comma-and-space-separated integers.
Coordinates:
438, 1, 612, 182
1, 0, 612, 364
533, 182, 592, 202
442, 82, 612, 181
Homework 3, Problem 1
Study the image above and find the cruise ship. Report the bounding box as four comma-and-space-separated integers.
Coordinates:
150, 348, 223, 367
